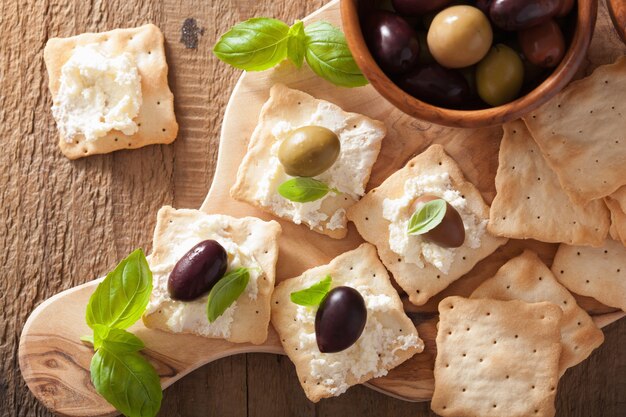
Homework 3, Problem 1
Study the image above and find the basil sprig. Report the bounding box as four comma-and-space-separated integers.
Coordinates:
207, 267, 250, 322
278, 177, 339, 203
83, 249, 162, 417
213, 18, 367, 88
290, 275, 332, 307
407, 198, 447, 235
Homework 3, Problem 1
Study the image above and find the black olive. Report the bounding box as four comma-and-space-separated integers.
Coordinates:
315, 286, 367, 353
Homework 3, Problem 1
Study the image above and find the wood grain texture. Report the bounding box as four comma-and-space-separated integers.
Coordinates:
3, 2, 626, 417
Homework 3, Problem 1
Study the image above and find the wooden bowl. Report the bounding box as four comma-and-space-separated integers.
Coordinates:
340, 0, 598, 128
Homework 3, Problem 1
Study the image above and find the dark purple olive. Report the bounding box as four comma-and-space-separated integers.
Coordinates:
489, 0, 561, 31
412, 195, 466, 248
364, 11, 420, 74
315, 287, 367, 353
475, 0, 493, 14
391, 0, 453, 16
167, 240, 228, 301
396, 64, 471, 109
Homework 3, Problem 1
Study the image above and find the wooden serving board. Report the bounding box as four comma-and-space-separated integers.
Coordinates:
18, 0, 626, 415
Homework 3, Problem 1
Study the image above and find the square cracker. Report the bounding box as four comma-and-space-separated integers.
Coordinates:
142, 206, 281, 345
432, 296, 562, 417
470, 250, 604, 375
488, 120, 610, 246
271, 243, 424, 402
552, 240, 626, 312
230, 83, 386, 239
523, 56, 626, 203
44, 24, 178, 159
605, 197, 626, 245
347, 144, 507, 306
609, 186, 626, 213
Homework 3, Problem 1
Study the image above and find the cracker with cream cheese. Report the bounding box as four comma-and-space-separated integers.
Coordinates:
44, 24, 178, 159
552, 240, 626, 312
271, 243, 424, 402
523, 56, 626, 203
432, 296, 562, 417
230, 84, 386, 239
142, 206, 281, 345
347, 144, 507, 306
488, 120, 610, 246
470, 250, 604, 375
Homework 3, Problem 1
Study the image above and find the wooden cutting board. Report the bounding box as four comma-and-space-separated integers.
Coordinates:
18, 0, 626, 416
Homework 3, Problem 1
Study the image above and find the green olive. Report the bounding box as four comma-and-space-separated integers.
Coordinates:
476, 44, 524, 106
278, 126, 340, 177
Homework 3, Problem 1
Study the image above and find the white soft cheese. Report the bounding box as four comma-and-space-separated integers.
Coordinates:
254, 104, 381, 230
146, 215, 263, 338
296, 284, 420, 396
51, 44, 142, 142
382, 172, 486, 274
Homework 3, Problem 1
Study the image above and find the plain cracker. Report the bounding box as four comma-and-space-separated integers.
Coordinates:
142, 206, 281, 345
347, 144, 507, 306
230, 83, 386, 239
524, 56, 626, 203
271, 243, 423, 402
44, 24, 178, 159
471, 250, 603, 375
605, 197, 626, 245
488, 120, 609, 246
552, 240, 626, 312
432, 296, 562, 417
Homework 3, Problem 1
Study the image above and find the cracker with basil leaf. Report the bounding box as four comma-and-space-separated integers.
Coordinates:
142, 206, 281, 345
231, 84, 385, 239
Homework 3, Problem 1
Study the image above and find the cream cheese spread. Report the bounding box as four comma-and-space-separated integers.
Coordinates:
382, 172, 486, 273
295, 284, 420, 396
51, 44, 142, 142
145, 215, 263, 338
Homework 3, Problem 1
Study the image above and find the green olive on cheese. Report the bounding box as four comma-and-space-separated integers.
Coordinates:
278, 126, 341, 177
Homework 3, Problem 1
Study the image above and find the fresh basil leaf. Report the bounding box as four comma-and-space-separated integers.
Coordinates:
81, 335, 94, 346
287, 20, 306, 68
290, 275, 332, 307
91, 348, 162, 417
407, 198, 447, 235
278, 177, 337, 203
304, 21, 368, 88
93, 325, 145, 353
86, 249, 152, 331
206, 268, 249, 323
213, 18, 290, 71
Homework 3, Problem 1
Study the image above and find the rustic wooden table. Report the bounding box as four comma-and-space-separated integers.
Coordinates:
1, 0, 625, 416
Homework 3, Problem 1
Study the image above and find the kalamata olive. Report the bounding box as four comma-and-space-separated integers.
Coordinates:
475, 0, 492, 14
489, 0, 561, 31
315, 286, 367, 353
392, 0, 453, 16
556, 0, 575, 17
365, 11, 420, 74
427, 5, 493, 68
412, 195, 465, 248
518, 19, 565, 68
476, 44, 524, 106
417, 32, 435, 64
397, 64, 471, 109
278, 126, 340, 177
168, 240, 228, 301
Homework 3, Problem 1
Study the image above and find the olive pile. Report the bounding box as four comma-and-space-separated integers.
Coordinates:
361, 0, 574, 108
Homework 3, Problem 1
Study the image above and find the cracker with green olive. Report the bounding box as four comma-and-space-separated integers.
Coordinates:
347, 144, 507, 306
523, 56, 626, 203
488, 120, 610, 246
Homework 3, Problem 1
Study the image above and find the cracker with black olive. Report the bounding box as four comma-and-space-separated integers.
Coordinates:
230, 84, 386, 239
347, 145, 507, 306
142, 206, 281, 345
271, 243, 424, 402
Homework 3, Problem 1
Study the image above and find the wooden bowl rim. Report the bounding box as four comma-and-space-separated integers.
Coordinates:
340, 0, 598, 128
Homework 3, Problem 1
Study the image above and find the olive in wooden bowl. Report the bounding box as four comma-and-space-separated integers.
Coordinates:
340, 0, 597, 128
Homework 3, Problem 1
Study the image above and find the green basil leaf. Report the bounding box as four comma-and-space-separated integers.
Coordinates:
287, 20, 306, 68
304, 21, 368, 88
81, 335, 94, 346
91, 348, 162, 417
86, 249, 152, 330
278, 177, 337, 203
206, 268, 249, 323
213, 18, 290, 71
94, 325, 145, 353
290, 275, 332, 307
407, 198, 447, 235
